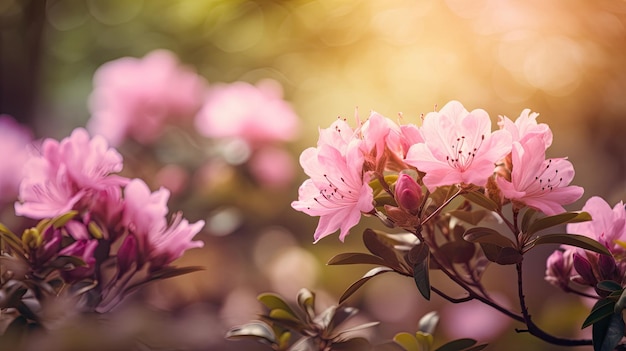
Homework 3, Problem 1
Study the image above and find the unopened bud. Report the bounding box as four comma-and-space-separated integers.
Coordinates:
573, 253, 597, 286
395, 173, 422, 214
22, 228, 43, 250
599, 254, 618, 281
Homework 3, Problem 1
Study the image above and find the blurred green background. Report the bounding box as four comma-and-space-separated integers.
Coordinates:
2, 0, 626, 350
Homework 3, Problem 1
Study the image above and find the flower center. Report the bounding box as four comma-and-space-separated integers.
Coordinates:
534, 159, 563, 192
445, 134, 485, 171
310, 174, 353, 209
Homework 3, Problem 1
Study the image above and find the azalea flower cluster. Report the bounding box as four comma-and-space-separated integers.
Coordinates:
292, 100, 583, 242
3, 128, 204, 314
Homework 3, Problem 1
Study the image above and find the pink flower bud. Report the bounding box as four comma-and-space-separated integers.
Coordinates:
573, 253, 597, 286
395, 174, 422, 214
117, 235, 138, 274
598, 254, 617, 281
545, 249, 572, 290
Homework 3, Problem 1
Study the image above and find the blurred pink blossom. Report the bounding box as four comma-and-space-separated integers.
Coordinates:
15, 128, 128, 219
0, 115, 33, 204
567, 196, 626, 251
440, 292, 511, 341
405, 100, 512, 191
248, 146, 296, 188
496, 138, 583, 215
122, 178, 204, 270
88, 49, 207, 146
545, 248, 574, 289
291, 119, 374, 242
194, 79, 299, 144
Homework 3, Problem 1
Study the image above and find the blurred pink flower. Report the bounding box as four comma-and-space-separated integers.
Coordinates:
291, 120, 374, 242
440, 292, 511, 341
87, 49, 207, 146
567, 196, 626, 252
545, 248, 574, 289
405, 100, 512, 191
248, 146, 296, 188
194, 79, 299, 144
0, 115, 33, 204
496, 138, 583, 215
498, 108, 553, 147
15, 128, 128, 219
122, 178, 204, 270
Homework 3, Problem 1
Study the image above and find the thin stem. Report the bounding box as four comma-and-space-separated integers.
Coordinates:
421, 187, 463, 226
515, 261, 592, 346
431, 285, 473, 303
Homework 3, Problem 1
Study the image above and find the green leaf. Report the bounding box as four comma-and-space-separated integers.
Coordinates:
462, 191, 499, 212
614, 288, 626, 313
409, 242, 431, 300
479, 243, 523, 265
448, 210, 486, 226
339, 267, 393, 304
438, 240, 476, 264
583, 299, 616, 329
435, 338, 477, 351
463, 227, 516, 248
328, 252, 388, 266
225, 321, 277, 344
593, 312, 624, 351
520, 208, 537, 235
258, 293, 297, 317
415, 332, 434, 351
393, 332, 420, 351
51, 211, 79, 229
0, 224, 25, 255
363, 229, 403, 270
596, 281, 623, 293
530, 234, 610, 256
527, 211, 591, 235
269, 309, 302, 323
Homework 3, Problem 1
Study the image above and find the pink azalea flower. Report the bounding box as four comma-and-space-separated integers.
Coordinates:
405, 101, 512, 191
122, 178, 204, 270
567, 196, 626, 252
59, 239, 99, 283
496, 138, 583, 215
291, 119, 374, 242
0, 115, 33, 204
194, 79, 299, 144
15, 128, 128, 219
248, 146, 296, 189
498, 108, 553, 147
87, 49, 207, 146
545, 248, 574, 289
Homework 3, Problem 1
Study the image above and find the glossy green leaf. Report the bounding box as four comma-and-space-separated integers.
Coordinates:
614, 288, 626, 313
409, 242, 431, 300
269, 309, 301, 323
463, 227, 515, 248
593, 312, 624, 351
583, 299, 616, 329
479, 243, 522, 265
596, 280, 622, 293
328, 252, 388, 266
339, 267, 393, 304
225, 321, 276, 344
527, 211, 591, 235
531, 234, 610, 256
462, 191, 499, 212
258, 293, 297, 317
448, 210, 486, 226
435, 338, 477, 351
438, 240, 476, 264
393, 332, 420, 351
363, 229, 403, 270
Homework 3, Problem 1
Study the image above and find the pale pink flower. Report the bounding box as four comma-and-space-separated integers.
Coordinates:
496, 138, 583, 215
88, 49, 207, 146
15, 128, 128, 219
195, 79, 299, 144
498, 108, 553, 147
122, 178, 204, 269
0, 115, 33, 204
567, 196, 626, 252
405, 101, 512, 191
440, 292, 511, 341
291, 120, 374, 242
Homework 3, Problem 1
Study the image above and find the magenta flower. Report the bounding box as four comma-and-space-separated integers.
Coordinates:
545, 249, 574, 289
122, 179, 204, 270
87, 49, 207, 146
291, 119, 374, 242
567, 196, 626, 252
59, 239, 99, 283
0, 115, 33, 204
496, 138, 583, 215
498, 108, 553, 147
405, 100, 512, 191
194, 79, 299, 144
15, 128, 128, 219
